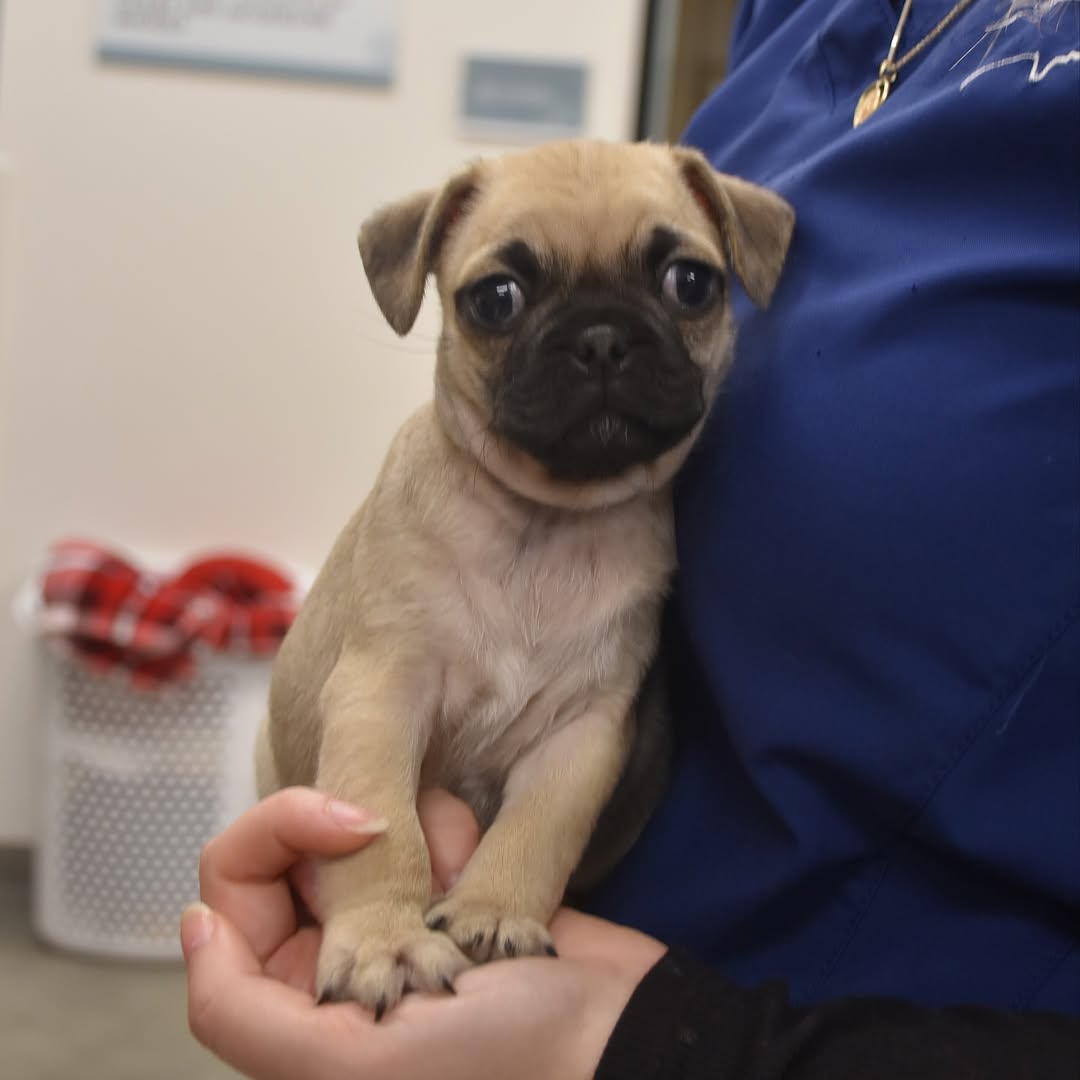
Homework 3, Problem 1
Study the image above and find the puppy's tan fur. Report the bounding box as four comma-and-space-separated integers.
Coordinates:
258, 140, 794, 1013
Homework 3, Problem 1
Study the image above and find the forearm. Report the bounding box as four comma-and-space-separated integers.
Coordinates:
595, 949, 1080, 1080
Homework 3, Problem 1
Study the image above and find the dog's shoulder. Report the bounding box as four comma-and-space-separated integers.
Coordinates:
370, 403, 441, 502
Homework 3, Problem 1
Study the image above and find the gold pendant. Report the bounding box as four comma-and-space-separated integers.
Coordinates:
853, 76, 891, 127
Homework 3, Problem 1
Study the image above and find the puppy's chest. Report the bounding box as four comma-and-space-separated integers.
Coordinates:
432, 514, 662, 760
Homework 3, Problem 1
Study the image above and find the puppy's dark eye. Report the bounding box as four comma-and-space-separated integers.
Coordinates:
661, 260, 719, 313
467, 275, 525, 329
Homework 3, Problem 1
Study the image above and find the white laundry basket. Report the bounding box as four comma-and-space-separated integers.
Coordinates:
19, 584, 276, 961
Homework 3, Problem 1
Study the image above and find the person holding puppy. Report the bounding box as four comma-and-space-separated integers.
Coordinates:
183, 0, 1080, 1076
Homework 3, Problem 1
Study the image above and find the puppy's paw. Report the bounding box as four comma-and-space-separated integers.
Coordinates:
317, 904, 471, 1018
425, 893, 556, 964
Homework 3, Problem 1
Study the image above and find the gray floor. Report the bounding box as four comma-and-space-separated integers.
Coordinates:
0, 850, 237, 1080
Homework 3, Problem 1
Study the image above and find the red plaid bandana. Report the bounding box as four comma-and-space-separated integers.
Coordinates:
36, 539, 301, 687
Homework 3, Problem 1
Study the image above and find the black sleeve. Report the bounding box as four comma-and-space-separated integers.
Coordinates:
594, 948, 1080, 1080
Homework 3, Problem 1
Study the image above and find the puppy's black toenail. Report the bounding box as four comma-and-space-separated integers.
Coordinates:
544, 944, 559, 958
441, 977, 456, 995
503, 939, 518, 957
374, 997, 388, 1023
316, 985, 345, 1006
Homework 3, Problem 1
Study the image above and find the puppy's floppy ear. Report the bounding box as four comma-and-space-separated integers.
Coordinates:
358, 167, 478, 335
673, 147, 795, 309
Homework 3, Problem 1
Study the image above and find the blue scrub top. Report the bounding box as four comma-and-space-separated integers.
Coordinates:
587, 0, 1080, 1014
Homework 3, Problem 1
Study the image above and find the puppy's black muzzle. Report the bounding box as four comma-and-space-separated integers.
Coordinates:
493, 299, 705, 482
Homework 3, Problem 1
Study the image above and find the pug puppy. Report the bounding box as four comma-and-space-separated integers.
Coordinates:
257, 140, 793, 1016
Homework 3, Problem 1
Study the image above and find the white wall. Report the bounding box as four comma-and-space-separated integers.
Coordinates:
0, 0, 646, 842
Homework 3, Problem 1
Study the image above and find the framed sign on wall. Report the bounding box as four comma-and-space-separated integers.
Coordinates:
97, 0, 398, 84
460, 55, 588, 141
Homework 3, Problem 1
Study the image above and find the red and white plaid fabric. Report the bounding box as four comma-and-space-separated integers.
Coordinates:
35, 539, 302, 687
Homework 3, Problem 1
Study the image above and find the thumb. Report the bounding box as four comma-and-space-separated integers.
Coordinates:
182, 903, 338, 1080
418, 789, 481, 895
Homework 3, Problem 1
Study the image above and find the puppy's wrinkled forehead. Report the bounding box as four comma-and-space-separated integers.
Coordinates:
441, 142, 723, 287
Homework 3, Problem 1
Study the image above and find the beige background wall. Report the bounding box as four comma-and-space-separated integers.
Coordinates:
0, 0, 647, 842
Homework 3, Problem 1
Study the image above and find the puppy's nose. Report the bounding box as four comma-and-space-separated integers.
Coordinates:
574, 323, 630, 374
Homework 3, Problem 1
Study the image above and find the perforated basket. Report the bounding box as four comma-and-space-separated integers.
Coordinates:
31, 650, 270, 960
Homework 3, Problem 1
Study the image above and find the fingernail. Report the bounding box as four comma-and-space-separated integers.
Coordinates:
180, 902, 215, 955
326, 799, 389, 836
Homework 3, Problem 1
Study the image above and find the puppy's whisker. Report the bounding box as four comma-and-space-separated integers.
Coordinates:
351, 333, 439, 357
471, 426, 492, 496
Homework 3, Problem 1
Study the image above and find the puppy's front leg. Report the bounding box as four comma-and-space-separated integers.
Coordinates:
316, 647, 469, 1014
427, 700, 630, 962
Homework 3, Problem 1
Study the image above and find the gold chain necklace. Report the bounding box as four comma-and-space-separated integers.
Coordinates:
853, 0, 980, 127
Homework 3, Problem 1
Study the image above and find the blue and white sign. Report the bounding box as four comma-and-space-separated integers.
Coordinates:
97, 0, 398, 85
461, 56, 588, 139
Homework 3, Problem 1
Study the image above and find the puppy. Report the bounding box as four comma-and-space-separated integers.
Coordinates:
257, 140, 794, 1016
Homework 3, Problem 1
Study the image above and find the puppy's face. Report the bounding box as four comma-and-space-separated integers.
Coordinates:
360, 141, 794, 509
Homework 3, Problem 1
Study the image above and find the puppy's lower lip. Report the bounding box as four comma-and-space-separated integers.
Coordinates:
588, 413, 629, 446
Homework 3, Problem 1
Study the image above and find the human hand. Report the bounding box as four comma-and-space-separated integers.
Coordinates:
186, 787, 480, 1001
183, 787, 665, 1080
